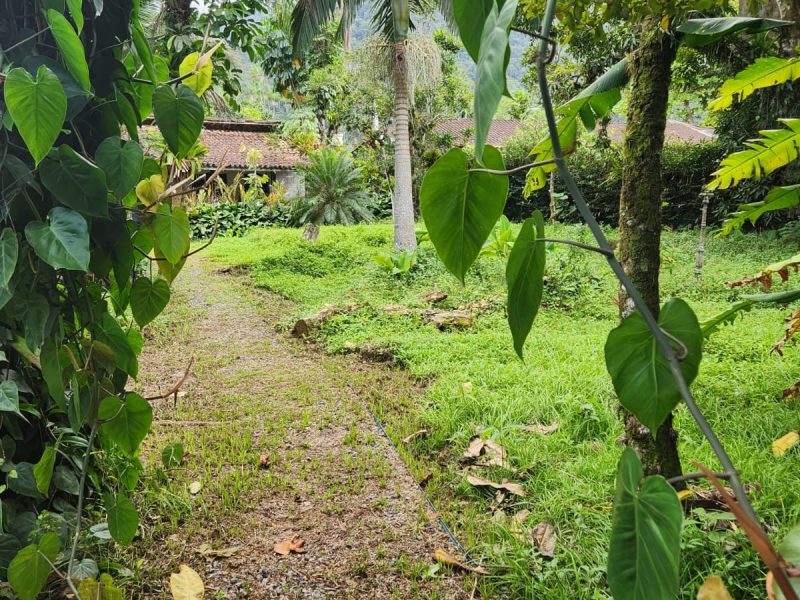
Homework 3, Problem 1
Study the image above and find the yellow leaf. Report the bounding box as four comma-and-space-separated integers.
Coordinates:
170, 564, 204, 600
135, 175, 164, 210
660, 15, 670, 30
179, 52, 213, 96
677, 489, 694, 502
697, 575, 734, 600
772, 431, 799, 457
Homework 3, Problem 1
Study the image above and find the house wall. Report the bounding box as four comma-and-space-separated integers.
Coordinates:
274, 169, 304, 200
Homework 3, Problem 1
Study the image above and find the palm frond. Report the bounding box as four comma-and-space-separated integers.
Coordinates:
291, 0, 340, 55
709, 56, 800, 112
718, 184, 800, 235
708, 119, 800, 190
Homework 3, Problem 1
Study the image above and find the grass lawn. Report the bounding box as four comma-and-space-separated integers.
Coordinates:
204, 222, 800, 599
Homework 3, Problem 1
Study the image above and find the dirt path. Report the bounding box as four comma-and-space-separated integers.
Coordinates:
135, 258, 469, 599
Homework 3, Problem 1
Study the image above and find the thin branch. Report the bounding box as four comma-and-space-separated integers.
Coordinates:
67, 420, 99, 594
0, 26, 50, 55
469, 158, 559, 176
145, 356, 194, 401
666, 471, 730, 486
537, 237, 614, 258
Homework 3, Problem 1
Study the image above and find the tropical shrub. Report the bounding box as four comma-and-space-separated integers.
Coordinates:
189, 201, 292, 238
0, 0, 212, 594
291, 148, 375, 229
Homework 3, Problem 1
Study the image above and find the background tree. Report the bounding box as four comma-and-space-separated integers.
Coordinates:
290, 0, 455, 252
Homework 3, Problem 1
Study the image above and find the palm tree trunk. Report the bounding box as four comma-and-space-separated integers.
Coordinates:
618, 18, 683, 482
391, 41, 418, 252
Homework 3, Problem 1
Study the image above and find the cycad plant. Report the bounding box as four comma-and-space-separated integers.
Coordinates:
293, 147, 375, 240
290, 0, 454, 251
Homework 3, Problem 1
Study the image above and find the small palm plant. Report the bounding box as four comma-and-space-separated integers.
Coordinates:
293, 148, 374, 241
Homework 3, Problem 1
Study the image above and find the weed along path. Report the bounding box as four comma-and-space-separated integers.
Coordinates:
134, 257, 469, 599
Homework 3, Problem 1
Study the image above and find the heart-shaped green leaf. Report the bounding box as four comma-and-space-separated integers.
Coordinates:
33, 446, 56, 495
153, 204, 190, 264
8, 532, 60, 600
40, 145, 108, 217
22, 55, 91, 120
99, 393, 152, 456
179, 51, 213, 96
130, 277, 170, 327
3, 66, 67, 165
506, 211, 546, 358
152, 84, 204, 159
474, 0, 517, 164
46, 9, 90, 90
420, 146, 508, 282
0, 381, 22, 417
0, 228, 19, 289
95, 313, 138, 377
95, 137, 143, 200
453, 0, 496, 62
103, 492, 139, 545
607, 448, 683, 600
605, 298, 703, 431
25, 207, 90, 271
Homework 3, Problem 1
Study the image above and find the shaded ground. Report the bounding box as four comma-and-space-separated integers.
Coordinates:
131, 258, 470, 599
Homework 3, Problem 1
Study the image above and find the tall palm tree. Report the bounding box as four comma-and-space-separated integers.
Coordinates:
291, 0, 452, 251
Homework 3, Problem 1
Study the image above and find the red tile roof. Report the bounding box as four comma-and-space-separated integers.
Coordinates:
139, 120, 306, 170
607, 119, 715, 144
433, 119, 524, 148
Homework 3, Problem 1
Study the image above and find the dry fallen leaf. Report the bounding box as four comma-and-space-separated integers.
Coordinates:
772, 431, 799, 457
273, 537, 305, 555
189, 481, 202, 495
170, 564, 204, 600
697, 575, 734, 600
532, 522, 556, 558
402, 429, 428, 444
508, 509, 531, 541
259, 453, 270, 469
196, 543, 240, 558
462, 437, 511, 469
433, 549, 488, 575
466, 475, 526, 497
523, 422, 559, 435
677, 489, 694, 502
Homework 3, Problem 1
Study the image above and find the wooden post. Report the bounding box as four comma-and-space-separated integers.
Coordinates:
695, 190, 712, 280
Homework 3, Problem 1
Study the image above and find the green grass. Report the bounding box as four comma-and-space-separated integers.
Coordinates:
205, 222, 800, 599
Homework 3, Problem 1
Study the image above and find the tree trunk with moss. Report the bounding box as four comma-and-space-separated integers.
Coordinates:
392, 41, 418, 252
618, 18, 683, 481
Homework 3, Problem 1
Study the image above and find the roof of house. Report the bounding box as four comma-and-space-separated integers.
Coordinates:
433, 119, 524, 147
140, 119, 305, 170
608, 119, 715, 144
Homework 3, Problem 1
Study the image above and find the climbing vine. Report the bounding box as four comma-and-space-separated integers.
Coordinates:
0, 0, 212, 595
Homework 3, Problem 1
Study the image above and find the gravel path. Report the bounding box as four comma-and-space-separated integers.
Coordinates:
136, 258, 469, 599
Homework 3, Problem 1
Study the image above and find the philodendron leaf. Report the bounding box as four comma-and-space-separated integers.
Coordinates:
0, 228, 18, 288
40, 145, 109, 217
420, 146, 508, 282
25, 207, 90, 271
152, 204, 190, 264
607, 448, 683, 600
179, 51, 213, 96
8, 532, 60, 600
152, 84, 204, 159
130, 277, 170, 327
506, 211, 546, 358
3, 66, 67, 165
0, 381, 22, 417
95, 137, 143, 201
46, 9, 90, 90
98, 393, 152, 456
605, 298, 702, 431
33, 445, 56, 495
453, 0, 495, 62
473, 0, 517, 164
104, 492, 139, 545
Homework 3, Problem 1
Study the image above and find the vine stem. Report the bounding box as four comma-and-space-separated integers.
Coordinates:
65, 419, 99, 600
533, 1, 796, 596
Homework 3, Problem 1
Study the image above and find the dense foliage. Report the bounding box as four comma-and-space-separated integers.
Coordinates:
0, 0, 206, 594
189, 201, 292, 239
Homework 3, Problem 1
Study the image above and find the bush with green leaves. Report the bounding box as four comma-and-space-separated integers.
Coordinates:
189, 201, 292, 238
0, 0, 210, 594
291, 148, 375, 228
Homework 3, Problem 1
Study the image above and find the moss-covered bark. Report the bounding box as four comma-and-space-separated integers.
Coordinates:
618, 18, 683, 482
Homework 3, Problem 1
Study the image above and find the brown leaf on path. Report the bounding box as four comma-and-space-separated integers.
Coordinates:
402, 429, 428, 444
421, 290, 448, 304
697, 575, 734, 600
532, 522, 556, 558
508, 509, 531, 541
273, 537, 305, 555
772, 309, 800, 356
466, 475, 526, 497
258, 453, 270, 469
419, 471, 433, 487
196, 543, 240, 558
433, 549, 488, 575
170, 564, 205, 599
772, 431, 799, 457
523, 422, 559, 435
782, 380, 800, 400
